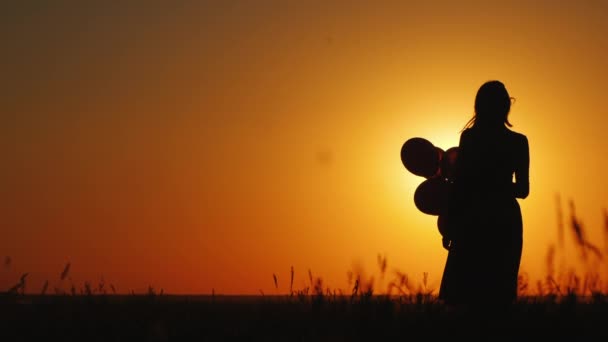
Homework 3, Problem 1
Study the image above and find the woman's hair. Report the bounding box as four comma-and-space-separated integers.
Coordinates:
462, 80, 515, 131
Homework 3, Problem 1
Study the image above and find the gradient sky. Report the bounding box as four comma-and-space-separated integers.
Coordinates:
2, 1, 607, 294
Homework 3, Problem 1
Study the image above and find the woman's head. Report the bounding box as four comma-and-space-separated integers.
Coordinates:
464, 80, 514, 130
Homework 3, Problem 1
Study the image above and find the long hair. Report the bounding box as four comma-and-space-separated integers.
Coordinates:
462, 80, 515, 131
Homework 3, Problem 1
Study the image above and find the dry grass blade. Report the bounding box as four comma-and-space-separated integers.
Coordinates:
377, 254, 387, 279
604, 208, 608, 254
351, 276, 359, 298
556, 194, 565, 247
60, 262, 71, 281
569, 200, 602, 260
569, 201, 586, 252
290, 266, 294, 296
423, 272, 428, 290
41, 280, 49, 295
546, 244, 555, 281
8, 273, 28, 294
308, 269, 313, 287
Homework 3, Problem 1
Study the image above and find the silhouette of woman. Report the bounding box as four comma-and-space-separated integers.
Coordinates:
438, 80, 529, 310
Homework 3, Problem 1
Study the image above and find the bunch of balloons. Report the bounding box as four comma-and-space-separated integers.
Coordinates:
400, 137, 459, 236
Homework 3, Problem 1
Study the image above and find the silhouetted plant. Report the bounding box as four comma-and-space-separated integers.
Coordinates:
60, 263, 71, 281
41, 280, 48, 295
8, 273, 28, 295
290, 266, 294, 296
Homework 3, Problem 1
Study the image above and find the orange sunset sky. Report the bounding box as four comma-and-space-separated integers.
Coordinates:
2, 1, 608, 294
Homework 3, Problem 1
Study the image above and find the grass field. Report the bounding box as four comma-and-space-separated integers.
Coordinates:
2, 291, 607, 341
3, 199, 606, 341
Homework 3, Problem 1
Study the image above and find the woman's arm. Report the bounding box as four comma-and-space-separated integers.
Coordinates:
513, 135, 529, 199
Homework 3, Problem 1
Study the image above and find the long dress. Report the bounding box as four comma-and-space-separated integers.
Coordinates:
438, 125, 529, 307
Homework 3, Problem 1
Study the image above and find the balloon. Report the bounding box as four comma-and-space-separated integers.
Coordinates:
439, 146, 459, 181
413, 177, 450, 216
434, 147, 444, 178
401, 137, 440, 178
436, 146, 444, 160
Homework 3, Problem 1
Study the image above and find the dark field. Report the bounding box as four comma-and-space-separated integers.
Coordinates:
2, 293, 607, 341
